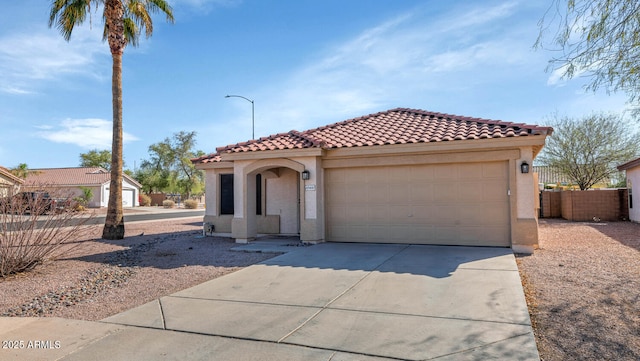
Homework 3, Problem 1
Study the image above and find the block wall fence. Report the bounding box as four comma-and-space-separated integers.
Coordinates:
540, 189, 629, 221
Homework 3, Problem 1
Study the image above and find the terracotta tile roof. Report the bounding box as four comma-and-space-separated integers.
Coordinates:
0, 166, 25, 184
532, 166, 572, 184
24, 167, 141, 188
193, 108, 552, 164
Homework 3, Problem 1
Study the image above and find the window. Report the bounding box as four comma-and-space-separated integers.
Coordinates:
256, 173, 262, 215
220, 174, 234, 215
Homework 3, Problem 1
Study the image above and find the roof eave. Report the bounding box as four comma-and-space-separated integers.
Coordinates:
323, 135, 549, 159
617, 157, 640, 171
219, 147, 324, 161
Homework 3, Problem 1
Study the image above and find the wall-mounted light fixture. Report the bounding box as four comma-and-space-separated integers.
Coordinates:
520, 161, 530, 174
301, 170, 310, 180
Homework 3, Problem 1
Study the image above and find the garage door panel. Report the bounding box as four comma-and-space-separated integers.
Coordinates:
410, 205, 434, 221
326, 162, 510, 247
433, 164, 458, 179
366, 225, 391, 240
410, 184, 434, 202
388, 205, 412, 223
459, 163, 483, 179
389, 186, 411, 203
433, 183, 458, 202
430, 226, 459, 242
430, 205, 459, 224
346, 205, 369, 222
327, 206, 347, 225
368, 205, 389, 221
368, 184, 390, 203
326, 183, 347, 203
345, 168, 370, 182
410, 166, 434, 180
459, 183, 484, 201
347, 184, 368, 203
482, 182, 507, 201
326, 170, 346, 183
483, 162, 508, 178
460, 206, 508, 226
388, 166, 410, 181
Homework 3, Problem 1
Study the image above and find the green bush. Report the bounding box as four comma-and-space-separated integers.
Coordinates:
139, 194, 151, 206
162, 200, 175, 208
184, 199, 199, 209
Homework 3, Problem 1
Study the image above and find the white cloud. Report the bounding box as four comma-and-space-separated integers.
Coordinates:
0, 26, 108, 95
37, 118, 139, 149
249, 1, 534, 134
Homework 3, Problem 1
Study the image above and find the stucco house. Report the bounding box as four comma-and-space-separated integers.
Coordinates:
0, 166, 24, 198
618, 157, 640, 222
193, 108, 552, 253
23, 167, 141, 208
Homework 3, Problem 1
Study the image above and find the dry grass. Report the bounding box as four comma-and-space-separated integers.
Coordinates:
517, 219, 640, 361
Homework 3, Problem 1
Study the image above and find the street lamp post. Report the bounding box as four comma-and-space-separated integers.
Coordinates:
225, 94, 255, 139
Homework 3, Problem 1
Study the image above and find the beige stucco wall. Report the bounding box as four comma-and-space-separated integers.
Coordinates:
196, 136, 546, 251
627, 167, 639, 222
516, 147, 536, 218
201, 166, 234, 233
0, 176, 19, 198
266, 168, 299, 234
511, 147, 539, 253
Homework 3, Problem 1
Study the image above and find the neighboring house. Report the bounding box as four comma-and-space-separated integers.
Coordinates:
534, 165, 617, 188
23, 167, 141, 208
618, 157, 640, 222
0, 166, 24, 198
193, 108, 552, 253
532, 165, 572, 185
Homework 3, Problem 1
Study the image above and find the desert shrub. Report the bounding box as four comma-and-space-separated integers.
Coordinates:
139, 194, 151, 206
0, 195, 95, 277
73, 186, 93, 207
184, 199, 199, 209
162, 200, 175, 208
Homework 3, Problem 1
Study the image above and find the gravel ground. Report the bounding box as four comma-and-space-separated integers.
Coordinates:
3, 215, 639, 360
517, 219, 640, 361
0, 217, 276, 321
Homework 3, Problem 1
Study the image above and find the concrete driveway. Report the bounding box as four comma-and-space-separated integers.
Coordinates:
1, 243, 539, 360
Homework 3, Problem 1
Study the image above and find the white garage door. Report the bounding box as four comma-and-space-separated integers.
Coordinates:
122, 189, 134, 208
325, 161, 510, 246
104, 188, 135, 208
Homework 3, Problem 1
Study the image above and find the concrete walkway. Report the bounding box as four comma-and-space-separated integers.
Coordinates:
0, 243, 539, 360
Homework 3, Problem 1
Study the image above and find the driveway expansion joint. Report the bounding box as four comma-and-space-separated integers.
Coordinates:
324, 306, 533, 326
158, 298, 167, 330
276, 244, 411, 344
423, 331, 535, 360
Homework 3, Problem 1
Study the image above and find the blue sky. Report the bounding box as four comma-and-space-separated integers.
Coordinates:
0, 0, 631, 170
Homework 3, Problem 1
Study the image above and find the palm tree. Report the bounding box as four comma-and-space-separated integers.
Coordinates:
49, 0, 174, 240
10, 163, 31, 179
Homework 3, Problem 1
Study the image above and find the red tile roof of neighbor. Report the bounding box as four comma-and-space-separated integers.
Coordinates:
193, 108, 552, 164
23, 167, 141, 187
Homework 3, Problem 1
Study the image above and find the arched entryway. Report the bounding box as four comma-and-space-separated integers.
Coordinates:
232, 158, 306, 242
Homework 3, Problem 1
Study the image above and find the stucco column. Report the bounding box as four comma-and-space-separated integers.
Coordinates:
204, 170, 219, 217
299, 156, 325, 243
512, 147, 538, 253
231, 161, 257, 243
